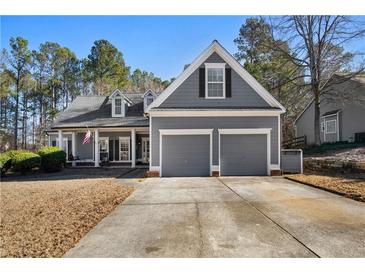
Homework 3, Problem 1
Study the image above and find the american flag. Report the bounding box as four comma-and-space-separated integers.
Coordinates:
83, 130, 91, 144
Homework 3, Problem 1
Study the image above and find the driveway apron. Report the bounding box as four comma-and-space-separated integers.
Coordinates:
65, 177, 365, 258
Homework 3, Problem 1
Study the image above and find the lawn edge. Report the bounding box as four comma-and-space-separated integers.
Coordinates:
283, 176, 364, 203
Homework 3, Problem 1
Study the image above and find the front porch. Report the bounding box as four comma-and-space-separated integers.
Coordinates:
48, 127, 150, 168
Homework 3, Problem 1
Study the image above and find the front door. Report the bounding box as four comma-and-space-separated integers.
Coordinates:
142, 138, 150, 163
119, 137, 130, 161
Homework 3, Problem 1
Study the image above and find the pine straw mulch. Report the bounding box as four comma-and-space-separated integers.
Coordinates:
0, 179, 134, 258
285, 170, 365, 202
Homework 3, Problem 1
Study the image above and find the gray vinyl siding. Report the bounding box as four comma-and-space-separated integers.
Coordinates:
159, 52, 270, 108
220, 134, 267, 175
151, 116, 279, 166
295, 101, 315, 145
161, 135, 210, 177
281, 150, 302, 173
295, 79, 365, 145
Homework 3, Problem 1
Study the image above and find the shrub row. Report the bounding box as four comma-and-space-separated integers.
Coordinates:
0, 146, 66, 175
38, 146, 66, 172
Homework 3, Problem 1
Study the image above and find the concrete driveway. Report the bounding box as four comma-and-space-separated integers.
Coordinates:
65, 177, 365, 258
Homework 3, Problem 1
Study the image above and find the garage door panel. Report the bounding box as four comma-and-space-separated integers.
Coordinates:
162, 135, 210, 177
220, 134, 267, 176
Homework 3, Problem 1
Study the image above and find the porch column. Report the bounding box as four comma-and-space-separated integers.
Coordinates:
58, 130, 63, 150
94, 129, 100, 167
131, 129, 136, 168
72, 132, 76, 167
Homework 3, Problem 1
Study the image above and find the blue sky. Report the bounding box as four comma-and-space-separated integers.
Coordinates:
1, 16, 248, 80
1, 16, 364, 80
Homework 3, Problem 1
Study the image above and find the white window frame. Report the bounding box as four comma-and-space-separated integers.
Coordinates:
119, 136, 131, 162
112, 96, 124, 117
325, 119, 337, 134
205, 63, 226, 99
321, 121, 325, 132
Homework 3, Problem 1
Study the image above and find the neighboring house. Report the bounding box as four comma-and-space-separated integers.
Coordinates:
49, 40, 286, 176
294, 75, 365, 145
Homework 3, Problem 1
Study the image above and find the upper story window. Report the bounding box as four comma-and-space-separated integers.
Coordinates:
143, 90, 156, 112
110, 89, 128, 117
205, 63, 226, 99
114, 97, 122, 115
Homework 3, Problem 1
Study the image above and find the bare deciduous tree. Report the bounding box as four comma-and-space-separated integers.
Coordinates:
270, 16, 365, 145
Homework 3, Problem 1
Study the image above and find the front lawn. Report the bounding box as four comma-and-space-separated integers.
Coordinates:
285, 170, 365, 202
0, 179, 134, 258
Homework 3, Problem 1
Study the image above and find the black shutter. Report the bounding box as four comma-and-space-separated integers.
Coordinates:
109, 140, 114, 161
199, 68, 205, 97
115, 140, 119, 161
225, 68, 232, 98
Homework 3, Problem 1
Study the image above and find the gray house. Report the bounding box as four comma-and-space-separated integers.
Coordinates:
49, 40, 286, 176
294, 75, 365, 145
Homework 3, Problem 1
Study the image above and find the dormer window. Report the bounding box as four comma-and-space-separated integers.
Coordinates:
110, 89, 131, 117
143, 90, 156, 112
114, 97, 122, 115
205, 63, 226, 99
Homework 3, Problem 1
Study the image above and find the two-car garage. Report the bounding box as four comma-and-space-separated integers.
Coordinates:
159, 128, 270, 177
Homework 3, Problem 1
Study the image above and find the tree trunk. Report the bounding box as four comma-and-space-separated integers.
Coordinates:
314, 95, 321, 145
14, 81, 19, 150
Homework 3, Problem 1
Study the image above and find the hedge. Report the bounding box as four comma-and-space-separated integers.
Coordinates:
0, 152, 12, 176
10, 150, 41, 174
38, 146, 66, 172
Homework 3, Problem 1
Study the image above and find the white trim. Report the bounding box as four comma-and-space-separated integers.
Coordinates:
325, 119, 337, 134
270, 164, 280, 170
50, 127, 149, 132
211, 165, 219, 172
149, 117, 152, 170
336, 111, 340, 141
278, 116, 281, 169
112, 97, 125, 117
159, 129, 214, 135
205, 63, 226, 99
159, 129, 213, 177
150, 166, 160, 172
322, 112, 340, 118
218, 128, 271, 176
146, 41, 285, 112
119, 136, 131, 162
149, 110, 284, 117
142, 89, 157, 98
218, 128, 271, 134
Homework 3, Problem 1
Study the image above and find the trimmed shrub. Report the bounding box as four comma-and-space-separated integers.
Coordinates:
10, 150, 41, 174
0, 152, 12, 176
38, 146, 66, 172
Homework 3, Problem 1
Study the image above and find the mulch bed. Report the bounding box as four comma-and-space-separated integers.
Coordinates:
0, 179, 134, 258
285, 170, 365, 202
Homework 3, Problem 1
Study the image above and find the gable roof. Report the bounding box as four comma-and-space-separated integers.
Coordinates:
294, 74, 365, 125
147, 40, 285, 112
110, 89, 133, 105
51, 92, 148, 129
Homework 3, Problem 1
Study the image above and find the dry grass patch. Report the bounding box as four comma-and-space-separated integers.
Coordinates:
286, 171, 365, 202
0, 178, 134, 258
